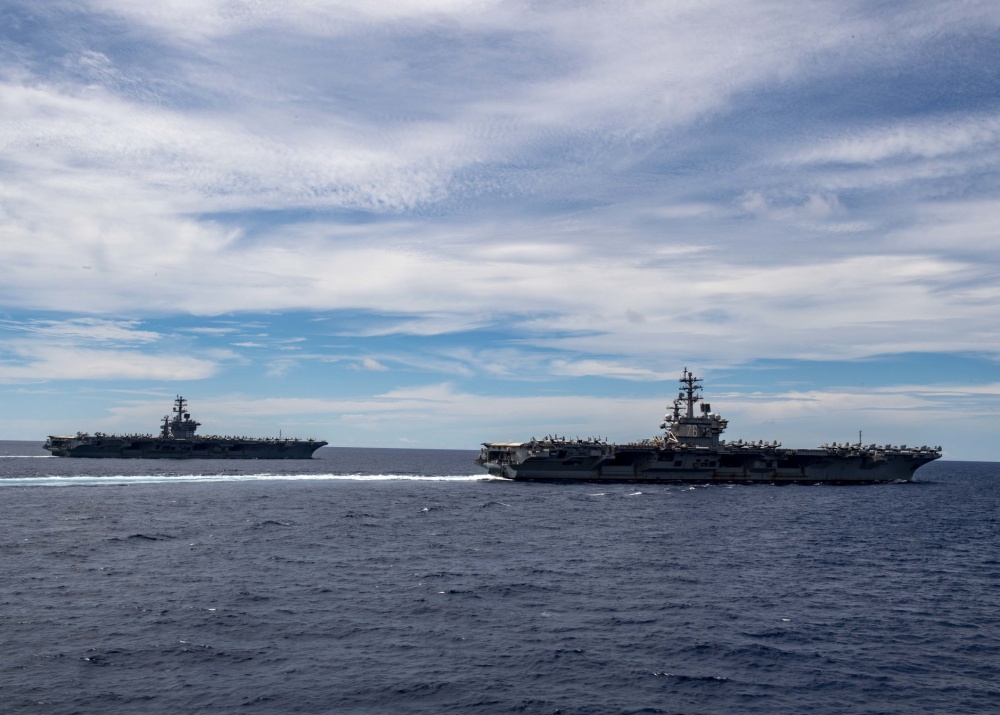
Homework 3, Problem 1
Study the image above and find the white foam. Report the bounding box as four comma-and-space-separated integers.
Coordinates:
0, 473, 492, 487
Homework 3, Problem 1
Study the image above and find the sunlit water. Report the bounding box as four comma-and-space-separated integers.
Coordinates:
2, 442, 997, 714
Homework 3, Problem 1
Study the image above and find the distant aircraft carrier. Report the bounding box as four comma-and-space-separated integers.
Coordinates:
44, 396, 327, 459
477, 369, 941, 483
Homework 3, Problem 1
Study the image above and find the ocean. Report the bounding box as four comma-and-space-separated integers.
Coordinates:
2, 442, 997, 714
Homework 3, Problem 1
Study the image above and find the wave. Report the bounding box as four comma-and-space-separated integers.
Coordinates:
0, 473, 494, 487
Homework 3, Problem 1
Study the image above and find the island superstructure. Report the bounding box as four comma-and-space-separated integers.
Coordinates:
477, 369, 941, 483
44, 396, 327, 459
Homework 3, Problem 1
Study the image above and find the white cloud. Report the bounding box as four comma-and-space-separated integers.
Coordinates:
0, 79, 455, 214
361, 357, 389, 371
86, 0, 501, 43
0, 345, 217, 383
0, 318, 228, 383
0, 318, 162, 344
2, 185, 997, 366
549, 359, 670, 381
182, 327, 240, 335
265, 358, 298, 378
886, 199, 1000, 256
5, 0, 971, 230
790, 114, 1000, 166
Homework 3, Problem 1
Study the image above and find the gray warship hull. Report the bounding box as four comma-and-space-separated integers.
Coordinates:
478, 443, 938, 484
44, 436, 326, 459
477, 369, 941, 484
44, 395, 327, 459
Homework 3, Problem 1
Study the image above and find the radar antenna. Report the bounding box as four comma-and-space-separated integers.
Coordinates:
679, 367, 702, 418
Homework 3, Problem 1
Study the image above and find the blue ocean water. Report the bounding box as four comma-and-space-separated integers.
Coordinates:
1, 442, 998, 714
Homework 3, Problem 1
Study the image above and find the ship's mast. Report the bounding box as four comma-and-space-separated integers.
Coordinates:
680, 367, 701, 418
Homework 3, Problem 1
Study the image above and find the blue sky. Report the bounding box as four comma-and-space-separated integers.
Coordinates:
1, 0, 999, 459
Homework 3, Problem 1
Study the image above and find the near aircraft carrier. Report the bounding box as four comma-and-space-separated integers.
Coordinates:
477, 369, 941, 483
44, 396, 327, 459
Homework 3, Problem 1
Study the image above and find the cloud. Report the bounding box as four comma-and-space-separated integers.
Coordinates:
182, 327, 240, 335
265, 359, 298, 378
549, 359, 669, 381
739, 191, 845, 221
0, 345, 217, 383
0, 318, 163, 344
0, 79, 453, 215
886, 199, 1000, 257
85, 0, 500, 43
789, 114, 1000, 166
0, 318, 223, 383
5, 0, 969, 230
15, 210, 998, 365
361, 357, 389, 371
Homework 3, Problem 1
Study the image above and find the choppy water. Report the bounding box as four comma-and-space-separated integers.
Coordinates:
2, 442, 998, 714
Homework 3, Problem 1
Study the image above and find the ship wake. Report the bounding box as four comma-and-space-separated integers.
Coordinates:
1, 473, 492, 487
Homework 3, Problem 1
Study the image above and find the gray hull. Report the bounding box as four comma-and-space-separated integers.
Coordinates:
480, 446, 938, 484
46, 437, 326, 459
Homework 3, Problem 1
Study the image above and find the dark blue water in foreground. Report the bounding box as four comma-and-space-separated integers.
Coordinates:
2, 442, 998, 714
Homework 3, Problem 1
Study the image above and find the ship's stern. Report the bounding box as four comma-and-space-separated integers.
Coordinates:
43, 436, 78, 457
477, 443, 525, 479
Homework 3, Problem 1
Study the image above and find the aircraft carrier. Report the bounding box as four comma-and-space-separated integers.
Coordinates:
477, 369, 941, 483
44, 396, 327, 459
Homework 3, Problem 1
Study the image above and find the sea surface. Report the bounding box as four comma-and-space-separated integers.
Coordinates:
2, 441, 998, 714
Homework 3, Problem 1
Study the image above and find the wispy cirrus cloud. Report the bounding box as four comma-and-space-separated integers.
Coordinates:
788, 113, 1000, 166
0, 318, 162, 344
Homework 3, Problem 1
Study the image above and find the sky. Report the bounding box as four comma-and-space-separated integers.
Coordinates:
1, 0, 999, 460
